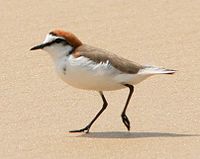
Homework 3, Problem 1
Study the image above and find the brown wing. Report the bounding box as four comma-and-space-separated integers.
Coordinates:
73, 44, 143, 74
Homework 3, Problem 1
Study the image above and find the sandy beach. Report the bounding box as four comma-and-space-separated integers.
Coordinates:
0, 0, 200, 158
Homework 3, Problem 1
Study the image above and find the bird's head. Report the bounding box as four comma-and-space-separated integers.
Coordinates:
30, 30, 82, 58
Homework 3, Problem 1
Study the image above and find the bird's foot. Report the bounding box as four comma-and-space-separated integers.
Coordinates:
69, 125, 91, 133
121, 113, 130, 131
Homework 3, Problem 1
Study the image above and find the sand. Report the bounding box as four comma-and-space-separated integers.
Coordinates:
0, 0, 200, 158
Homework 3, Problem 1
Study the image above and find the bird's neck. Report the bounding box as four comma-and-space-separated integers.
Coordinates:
44, 45, 74, 61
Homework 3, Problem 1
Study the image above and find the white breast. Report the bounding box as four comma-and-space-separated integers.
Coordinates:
55, 55, 121, 90
55, 55, 149, 91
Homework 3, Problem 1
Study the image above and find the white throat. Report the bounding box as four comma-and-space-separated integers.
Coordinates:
44, 45, 73, 60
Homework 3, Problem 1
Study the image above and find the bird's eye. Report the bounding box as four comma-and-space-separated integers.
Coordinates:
54, 38, 65, 43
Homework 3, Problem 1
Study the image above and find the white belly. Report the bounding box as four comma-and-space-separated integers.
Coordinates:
60, 72, 124, 91
55, 55, 148, 91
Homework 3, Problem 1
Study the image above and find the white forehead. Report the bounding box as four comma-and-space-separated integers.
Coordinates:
43, 34, 64, 43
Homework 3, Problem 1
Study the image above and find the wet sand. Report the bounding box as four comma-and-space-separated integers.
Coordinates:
0, 0, 200, 158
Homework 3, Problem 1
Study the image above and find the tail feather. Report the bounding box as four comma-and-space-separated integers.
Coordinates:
139, 65, 176, 75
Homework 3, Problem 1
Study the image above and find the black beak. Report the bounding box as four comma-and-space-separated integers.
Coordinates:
30, 43, 46, 51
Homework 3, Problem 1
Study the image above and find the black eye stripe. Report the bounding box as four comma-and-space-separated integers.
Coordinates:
54, 38, 66, 43
43, 38, 68, 47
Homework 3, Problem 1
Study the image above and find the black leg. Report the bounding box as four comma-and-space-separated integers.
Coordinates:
69, 91, 108, 133
121, 84, 134, 131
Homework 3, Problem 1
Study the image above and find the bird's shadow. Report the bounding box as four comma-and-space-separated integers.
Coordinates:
77, 131, 199, 139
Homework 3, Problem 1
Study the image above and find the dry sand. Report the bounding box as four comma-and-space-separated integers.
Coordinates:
1, 0, 200, 158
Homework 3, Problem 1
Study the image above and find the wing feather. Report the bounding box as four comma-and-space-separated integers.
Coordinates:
74, 44, 143, 74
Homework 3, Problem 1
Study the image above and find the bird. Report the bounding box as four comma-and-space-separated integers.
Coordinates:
30, 29, 176, 133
